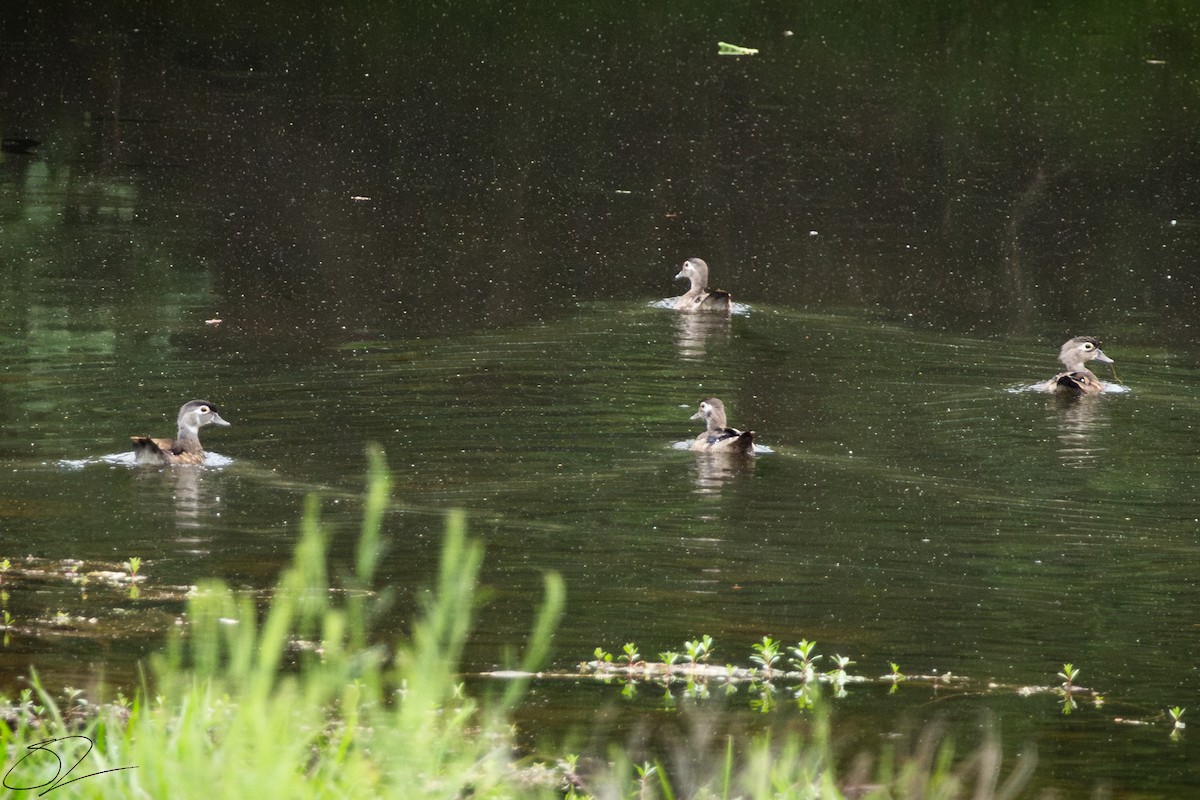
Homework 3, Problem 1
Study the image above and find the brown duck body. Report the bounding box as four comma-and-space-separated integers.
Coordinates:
673, 258, 733, 314
131, 400, 230, 465
689, 397, 755, 454
131, 436, 207, 465
1039, 336, 1114, 397
1052, 370, 1105, 396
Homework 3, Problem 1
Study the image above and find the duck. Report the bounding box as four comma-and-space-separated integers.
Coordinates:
689, 397, 755, 454
131, 400, 231, 465
673, 258, 733, 314
1039, 336, 1114, 396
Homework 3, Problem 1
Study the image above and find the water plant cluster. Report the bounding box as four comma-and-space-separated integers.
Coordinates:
0, 551, 166, 651
0, 451, 1184, 798
581, 638, 1185, 732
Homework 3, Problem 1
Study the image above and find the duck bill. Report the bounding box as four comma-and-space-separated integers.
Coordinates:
211, 413, 232, 427
675, 270, 687, 280
1094, 350, 1114, 364
689, 410, 702, 420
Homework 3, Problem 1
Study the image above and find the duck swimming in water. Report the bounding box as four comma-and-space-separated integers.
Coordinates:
673, 258, 733, 314
1039, 336, 1114, 396
689, 397, 755, 454
131, 400, 231, 465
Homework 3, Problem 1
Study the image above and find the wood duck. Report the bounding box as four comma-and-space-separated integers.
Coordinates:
689, 397, 755, 454
131, 400, 231, 465
673, 258, 733, 314
1040, 336, 1114, 396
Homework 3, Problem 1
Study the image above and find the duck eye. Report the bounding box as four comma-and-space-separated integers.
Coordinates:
198, 406, 210, 413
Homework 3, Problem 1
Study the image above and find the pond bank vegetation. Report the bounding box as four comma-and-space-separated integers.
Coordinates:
0, 449, 1172, 798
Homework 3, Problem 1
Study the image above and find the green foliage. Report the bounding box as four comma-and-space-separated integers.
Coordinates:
1057, 662, 1080, 687
789, 639, 823, 682
749, 635, 782, 674
2, 446, 564, 799
617, 642, 641, 667
684, 634, 714, 666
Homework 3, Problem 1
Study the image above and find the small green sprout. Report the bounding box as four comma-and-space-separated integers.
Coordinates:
1170, 706, 1186, 729
887, 661, 906, 693
684, 634, 714, 666
658, 651, 680, 669
126, 557, 142, 578
1058, 663, 1080, 691
828, 654, 855, 683
789, 639, 822, 681
750, 635, 782, 676
635, 760, 658, 795
618, 642, 642, 668
593, 647, 614, 664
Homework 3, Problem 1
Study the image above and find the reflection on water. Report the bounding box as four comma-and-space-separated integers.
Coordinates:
1052, 396, 1110, 469
671, 312, 731, 361
130, 465, 226, 535
60, 454, 232, 538
689, 451, 754, 495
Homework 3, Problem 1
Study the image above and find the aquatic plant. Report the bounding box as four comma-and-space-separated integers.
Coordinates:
1169, 706, 1186, 741
1058, 662, 1080, 691
789, 638, 822, 682
618, 642, 642, 669
684, 634, 714, 667
125, 557, 142, 578
828, 654, 855, 684
749, 635, 782, 677
1056, 663, 1081, 715
887, 661, 906, 694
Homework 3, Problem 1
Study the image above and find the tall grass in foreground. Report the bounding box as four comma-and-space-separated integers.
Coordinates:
0, 449, 1033, 799
2, 447, 565, 799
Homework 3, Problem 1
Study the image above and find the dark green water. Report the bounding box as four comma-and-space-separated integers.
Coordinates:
3, 3, 1200, 794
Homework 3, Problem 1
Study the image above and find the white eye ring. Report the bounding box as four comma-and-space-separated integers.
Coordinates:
199, 406, 210, 413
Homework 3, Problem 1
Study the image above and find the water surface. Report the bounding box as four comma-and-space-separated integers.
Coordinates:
3, 4, 1200, 795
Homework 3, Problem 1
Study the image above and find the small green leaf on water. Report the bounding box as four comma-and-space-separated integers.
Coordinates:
717, 41, 759, 56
